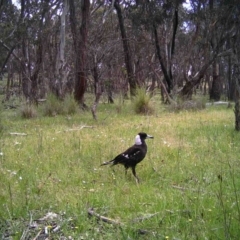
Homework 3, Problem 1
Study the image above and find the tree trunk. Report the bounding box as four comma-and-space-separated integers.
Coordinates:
69, 0, 90, 108
235, 99, 240, 131
114, 0, 136, 97
107, 64, 114, 104
179, 56, 216, 99
54, 0, 69, 98
153, 23, 172, 93
91, 58, 102, 120
210, 62, 221, 101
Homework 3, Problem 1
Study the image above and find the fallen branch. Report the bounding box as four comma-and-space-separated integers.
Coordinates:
57, 125, 94, 133
32, 230, 42, 240
10, 132, 27, 136
132, 212, 160, 223
172, 185, 203, 192
87, 208, 122, 226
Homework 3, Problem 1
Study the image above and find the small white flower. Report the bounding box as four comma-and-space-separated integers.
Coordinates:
19, 176, 22, 180
0, 152, 3, 156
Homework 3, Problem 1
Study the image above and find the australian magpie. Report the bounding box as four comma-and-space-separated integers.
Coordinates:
100, 132, 154, 183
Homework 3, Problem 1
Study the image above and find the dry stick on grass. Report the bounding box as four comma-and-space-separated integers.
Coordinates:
87, 208, 123, 226
132, 212, 161, 223
10, 132, 27, 136
172, 185, 204, 192
57, 125, 94, 133
32, 230, 42, 240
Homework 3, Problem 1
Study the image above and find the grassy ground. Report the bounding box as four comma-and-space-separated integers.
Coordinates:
0, 99, 240, 239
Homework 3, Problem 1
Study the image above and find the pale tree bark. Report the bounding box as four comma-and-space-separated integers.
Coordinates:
20, 0, 31, 100
91, 55, 102, 120
20, 0, 48, 103
54, 0, 69, 98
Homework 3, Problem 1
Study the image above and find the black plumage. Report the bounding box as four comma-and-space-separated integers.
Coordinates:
101, 132, 154, 183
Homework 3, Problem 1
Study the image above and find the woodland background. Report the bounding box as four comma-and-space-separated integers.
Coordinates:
0, 0, 240, 114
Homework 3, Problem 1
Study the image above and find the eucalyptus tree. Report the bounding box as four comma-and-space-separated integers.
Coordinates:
0, 0, 17, 76
127, 0, 185, 101
178, 0, 239, 100
17, 0, 60, 102
113, 0, 137, 97
88, 1, 122, 119
69, 0, 90, 108
0, 0, 20, 100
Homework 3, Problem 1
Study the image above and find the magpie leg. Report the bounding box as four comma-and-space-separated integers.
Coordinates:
110, 164, 116, 173
131, 167, 140, 184
125, 167, 128, 176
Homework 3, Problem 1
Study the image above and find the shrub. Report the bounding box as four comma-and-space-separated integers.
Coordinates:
62, 94, 79, 115
20, 104, 38, 119
42, 93, 78, 117
42, 93, 63, 117
132, 88, 154, 115
167, 97, 206, 112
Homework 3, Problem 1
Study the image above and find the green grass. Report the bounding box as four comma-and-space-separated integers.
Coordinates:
0, 100, 240, 239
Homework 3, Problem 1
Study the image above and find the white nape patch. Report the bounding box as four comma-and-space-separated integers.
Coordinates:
135, 135, 142, 145
123, 154, 129, 159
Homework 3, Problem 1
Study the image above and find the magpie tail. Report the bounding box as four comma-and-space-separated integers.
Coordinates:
100, 160, 114, 166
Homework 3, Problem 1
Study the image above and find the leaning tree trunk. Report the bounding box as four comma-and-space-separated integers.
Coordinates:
153, 23, 172, 93
114, 0, 136, 97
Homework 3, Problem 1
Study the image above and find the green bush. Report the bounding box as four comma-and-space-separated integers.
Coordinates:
42, 93, 63, 116
42, 93, 78, 117
167, 97, 206, 112
20, 104, 38, 119
62, 94, 79, 115
132, 88, 154, 115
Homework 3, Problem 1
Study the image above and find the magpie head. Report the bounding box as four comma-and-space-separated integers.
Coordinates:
135, 132, 154, 145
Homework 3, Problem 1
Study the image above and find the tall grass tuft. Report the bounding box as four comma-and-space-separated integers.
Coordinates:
42, 93, 78, 116
42, 93, 63, 116
167, 97, 206, 112
62, 94, 79, 115
0, 103, 4, 134
19, 104, 38, 119
132, 88, 154, 115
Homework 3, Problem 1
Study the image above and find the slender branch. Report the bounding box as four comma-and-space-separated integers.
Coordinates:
88, 208, 123, 225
